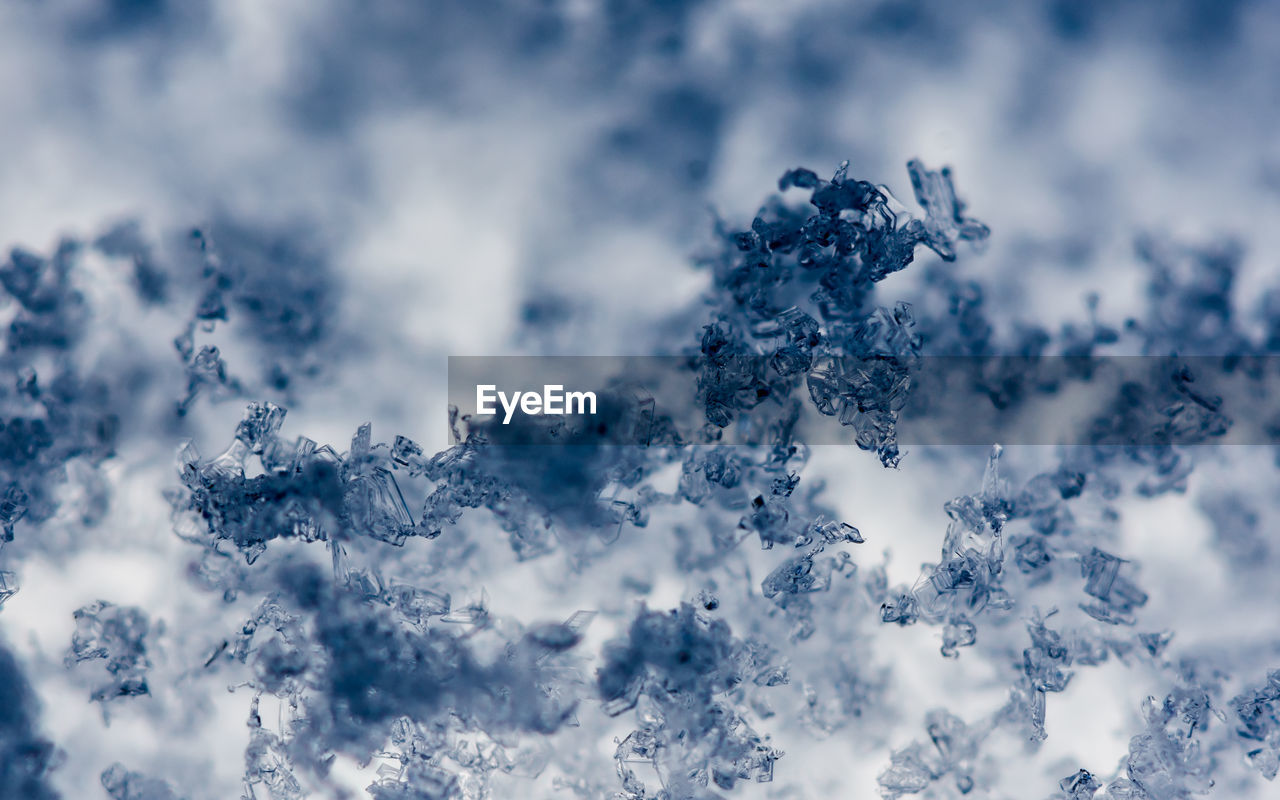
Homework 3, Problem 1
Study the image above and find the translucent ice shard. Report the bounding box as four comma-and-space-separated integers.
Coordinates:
905, 159, 991, 262
66, 601, 153, 706
345, 466, 415, 546
599, 604, 783, 796
878, 710, 982, 798
235, 401, 287, 453
0, 570, 16, 607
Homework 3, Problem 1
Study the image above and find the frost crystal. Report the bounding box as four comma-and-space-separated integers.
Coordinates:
600, 604, 783, 797
66, 601, 153, 706
1233, 671, 1280, 780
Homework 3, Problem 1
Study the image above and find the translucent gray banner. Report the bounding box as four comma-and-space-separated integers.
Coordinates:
447, 355, 1277, 446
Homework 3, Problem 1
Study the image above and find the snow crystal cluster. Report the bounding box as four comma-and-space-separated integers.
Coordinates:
3, 2, 1280, 799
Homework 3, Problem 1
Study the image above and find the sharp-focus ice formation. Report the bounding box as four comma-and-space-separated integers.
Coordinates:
697, 160, 988, 465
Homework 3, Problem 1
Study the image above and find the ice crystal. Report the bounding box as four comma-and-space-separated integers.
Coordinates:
1233, 670, 1280, 780
696, 160, 987, 465
600, 604, 783, 798
0, 242, 121, 542
66, 601, 153, 706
